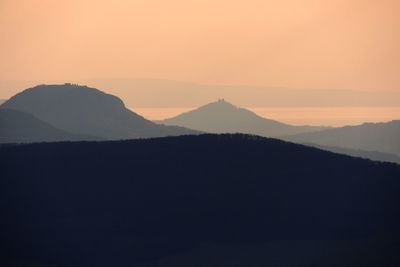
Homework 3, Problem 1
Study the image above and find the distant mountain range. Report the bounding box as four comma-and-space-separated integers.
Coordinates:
0, 109, 100, 143
157, 99, 327, 137
0, 84, 198, 142
1, 134, 400, 267
283, 121, 400, 157
1, 83, 399, 165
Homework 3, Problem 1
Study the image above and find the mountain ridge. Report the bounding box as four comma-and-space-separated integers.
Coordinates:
283, 120, 400, 156
1, 84, 199, 140
157, 99, 328, 137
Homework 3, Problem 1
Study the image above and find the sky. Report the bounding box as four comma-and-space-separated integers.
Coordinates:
0, 0, 399, 125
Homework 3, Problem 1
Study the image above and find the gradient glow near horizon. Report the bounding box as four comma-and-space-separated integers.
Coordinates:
0, 0, 399, 125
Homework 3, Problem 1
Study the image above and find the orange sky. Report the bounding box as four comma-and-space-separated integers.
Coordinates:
1, 0, 400, 91
1, 0, 399, 125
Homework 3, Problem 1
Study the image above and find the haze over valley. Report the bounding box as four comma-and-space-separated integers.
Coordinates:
1, 79, 399, 126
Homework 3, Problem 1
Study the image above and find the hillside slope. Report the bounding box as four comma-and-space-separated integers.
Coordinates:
0, 109, 99, 143
310, 143, 400, 164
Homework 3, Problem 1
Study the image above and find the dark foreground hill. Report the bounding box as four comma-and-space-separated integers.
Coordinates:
0, 83, 198, 140
1, 134, 400, 267
0, 109, 100, 143
157, 99, 327, 137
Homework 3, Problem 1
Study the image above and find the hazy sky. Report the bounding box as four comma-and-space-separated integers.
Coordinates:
1, 0, 400, 91
1, 0, 399, 125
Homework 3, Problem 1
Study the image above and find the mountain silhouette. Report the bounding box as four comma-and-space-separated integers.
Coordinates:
284, 120, 400, 156
1, 134, 400, 267
157, 99, 328, 137
1, 84, 198, 140
0, 109, 100, 143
